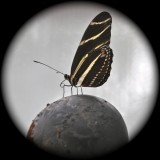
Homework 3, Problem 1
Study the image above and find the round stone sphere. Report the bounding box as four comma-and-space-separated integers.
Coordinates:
27, 95, 128, 159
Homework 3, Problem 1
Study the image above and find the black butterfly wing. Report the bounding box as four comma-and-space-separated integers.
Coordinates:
80, 47, 113, 87
70, 12, 113, 87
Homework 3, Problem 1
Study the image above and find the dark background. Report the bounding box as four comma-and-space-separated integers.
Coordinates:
1, 1, 159, 159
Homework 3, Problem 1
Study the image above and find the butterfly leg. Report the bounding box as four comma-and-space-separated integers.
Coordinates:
60, 80, 66, 97
63, 85, 73, 97
81, 86, 83, 95
60, 79, 66, 88
63, 85, 65, 97
76, 87, 78, 95
60, 80, 73, 97
64, 85, 73, 97
71, 86, 73, 95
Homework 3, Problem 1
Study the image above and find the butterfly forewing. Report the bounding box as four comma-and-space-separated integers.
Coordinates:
70, 12, 113, 87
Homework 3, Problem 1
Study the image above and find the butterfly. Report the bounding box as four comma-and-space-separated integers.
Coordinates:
34, 12, 113, 96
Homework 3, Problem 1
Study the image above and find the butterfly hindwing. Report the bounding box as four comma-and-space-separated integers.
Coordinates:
70, 12, 113, 87
81, 47, 113, 87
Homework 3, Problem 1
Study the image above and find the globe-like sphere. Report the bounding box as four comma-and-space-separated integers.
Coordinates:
27, 95, 128, 159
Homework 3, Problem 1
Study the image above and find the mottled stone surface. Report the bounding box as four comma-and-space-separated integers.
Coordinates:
27, 95, 128, 159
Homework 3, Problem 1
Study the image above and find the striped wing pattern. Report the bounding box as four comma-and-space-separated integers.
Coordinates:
81, 47, 113, 87
70, 12, 113, 87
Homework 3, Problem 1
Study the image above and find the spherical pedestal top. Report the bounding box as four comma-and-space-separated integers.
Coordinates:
27, 95, 128, 159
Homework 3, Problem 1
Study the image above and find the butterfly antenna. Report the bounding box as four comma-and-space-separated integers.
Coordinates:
33, 60, 65, 75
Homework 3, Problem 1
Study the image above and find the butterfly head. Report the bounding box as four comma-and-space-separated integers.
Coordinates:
64, 74, 70, 81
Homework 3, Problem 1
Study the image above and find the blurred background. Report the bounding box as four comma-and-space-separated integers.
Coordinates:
1, 1, 159, 140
